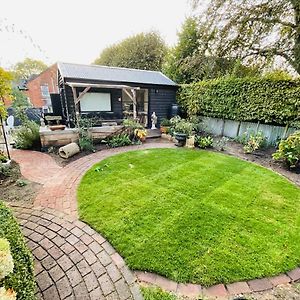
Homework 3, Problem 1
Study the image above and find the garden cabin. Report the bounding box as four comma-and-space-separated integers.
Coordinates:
56, 62, 177, 128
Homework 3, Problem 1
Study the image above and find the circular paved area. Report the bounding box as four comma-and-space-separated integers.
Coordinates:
13, 205, 143, 300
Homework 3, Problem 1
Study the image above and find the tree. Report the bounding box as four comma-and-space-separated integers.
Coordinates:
192, 0, 300, 75
163, 17, 260, 83
0, 68, 13, 118
12, 58, 48, 81
11, 87, 30, 109
94, 32, 167, 71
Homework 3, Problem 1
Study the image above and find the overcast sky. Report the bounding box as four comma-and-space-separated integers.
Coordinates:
0, 0, 193, 69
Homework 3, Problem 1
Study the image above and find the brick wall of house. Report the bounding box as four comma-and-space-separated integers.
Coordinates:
25, 64, 58, 108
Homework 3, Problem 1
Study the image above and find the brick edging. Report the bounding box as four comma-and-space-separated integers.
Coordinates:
135, 269, 300, 298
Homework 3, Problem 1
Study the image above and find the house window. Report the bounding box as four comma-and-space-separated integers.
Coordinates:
80, 93, 111, 112
40, 85, 50, 98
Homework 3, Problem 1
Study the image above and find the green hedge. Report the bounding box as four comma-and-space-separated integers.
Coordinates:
178, 77, 300, 126
0, 202, 36, 299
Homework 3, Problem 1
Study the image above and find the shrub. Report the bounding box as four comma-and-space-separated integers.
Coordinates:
273, 131, 300, 168
0, 202, 35, 299
14, 121, 40, 150
79, 136, 94, 152
243, 131, 266, 154
195, 136, 214, 149
0, 239, 14, 280
0, 151, 8, 163
179, 77, 300, 126
123, 119, 143, 130
107, 134, 132, 148
0, 164, 11, 178
160, 118, 171, 127
134, 129, 147, 141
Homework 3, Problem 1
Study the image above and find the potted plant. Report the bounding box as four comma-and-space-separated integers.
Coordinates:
0, 150, 11, 167
173, 119, 194, 147
160, 118, 171, 134
134, 128, 147, 142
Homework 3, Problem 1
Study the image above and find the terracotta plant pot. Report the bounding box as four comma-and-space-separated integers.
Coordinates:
160, 126, 170, 134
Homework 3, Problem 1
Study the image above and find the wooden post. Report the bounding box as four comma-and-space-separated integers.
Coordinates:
71, 86, 80, 127
283, 123, 289, 139
256, 121, 260, 133
221, 119, 225, 136
236, 121, 241, 138
131, 89, 137, 120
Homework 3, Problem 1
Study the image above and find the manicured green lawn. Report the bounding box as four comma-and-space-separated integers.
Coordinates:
78, 149, 300, 286
141, 287, 178, 300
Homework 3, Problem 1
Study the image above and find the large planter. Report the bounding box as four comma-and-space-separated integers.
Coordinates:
160, 126, 170, 134
174, 132, 187, 147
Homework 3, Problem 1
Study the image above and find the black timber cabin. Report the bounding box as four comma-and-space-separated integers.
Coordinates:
57, 62, 177, 128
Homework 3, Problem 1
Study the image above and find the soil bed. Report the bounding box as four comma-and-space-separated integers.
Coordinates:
0, 161, 41, 204
216, 140, 300, 187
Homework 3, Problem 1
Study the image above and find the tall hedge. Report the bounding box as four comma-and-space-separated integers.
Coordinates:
0, 202, 36, 299
178, 77, 300, 126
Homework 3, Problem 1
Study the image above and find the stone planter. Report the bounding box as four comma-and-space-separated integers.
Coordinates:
185, 136, 195, 148
1, 160, 11, 167
174, 133, 187, 147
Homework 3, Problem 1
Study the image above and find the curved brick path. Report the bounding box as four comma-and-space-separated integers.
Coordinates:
12, 205, 143, 300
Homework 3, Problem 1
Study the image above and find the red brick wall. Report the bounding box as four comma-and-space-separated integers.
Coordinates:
25, 64, 58, 108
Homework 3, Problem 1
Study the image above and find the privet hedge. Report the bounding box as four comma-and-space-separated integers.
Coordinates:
178, 77, 300, 126
0, 202, 36, 299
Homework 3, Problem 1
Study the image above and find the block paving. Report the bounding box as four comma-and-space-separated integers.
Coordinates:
13, 205, 143, 300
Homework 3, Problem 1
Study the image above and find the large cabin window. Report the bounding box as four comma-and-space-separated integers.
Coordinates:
80, 92, 111, 112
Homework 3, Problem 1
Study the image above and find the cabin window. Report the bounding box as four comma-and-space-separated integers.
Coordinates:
80, 92, 111, 112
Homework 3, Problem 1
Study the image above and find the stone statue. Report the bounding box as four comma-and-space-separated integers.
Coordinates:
151, 112, 157, 129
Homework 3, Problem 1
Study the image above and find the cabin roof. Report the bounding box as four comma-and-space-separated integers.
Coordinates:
58, 62, 176, 87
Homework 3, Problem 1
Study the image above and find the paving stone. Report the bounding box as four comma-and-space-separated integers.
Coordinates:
155, 275, 177, 292
42, 255, 57, 270
52, 235, 66, 247
74, 240, 89, 254
27, 240, 39, 251
91, 261, 106, 278
35, 225, 48, 235
33, 246, 48, 260
130, 284, 144, 300
204, 284, 228, 298
89, 240, 103, 254
97, 250, 112, 267
56, 277, 73, 299
69, 249, 83, 264
98, 274, 115, 296
37, 218, 52, 227
36, 271, 53, 291
48, 245, 64, 260
121, 266, 136, 285
73, 282, 89, 298
106, 263, 122, 283
77, 259, 92, 276
287, 268, 300, 282
30, 232, 44, 243
58, 228, 70, 238
48, 222, 61, 232
248, 278, 273, 292
111, 253, 125, 268
269, 274, 291, 286
66, 234, 80, 245
60, 242, 75, 255
177, 283, 201, 297
39, 238, 54, 250
71, 226, 84, 237
57, 255, 73, 271
84, 271, 99, 292
42, 286, 60, 300
49, 265, 64, 282
84, 249, 98, 265
44, 229, 57, 240
66, 266, 83, 287
106, 292, 119, 300
90, 287, 105, 300
81, 233, 94, 245
115, 278, 131, 300
34, 260, 44, 276
226, 281, 251, 295
102, 241, 116, 255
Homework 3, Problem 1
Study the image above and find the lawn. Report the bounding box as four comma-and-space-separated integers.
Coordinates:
78, 148, 300, 286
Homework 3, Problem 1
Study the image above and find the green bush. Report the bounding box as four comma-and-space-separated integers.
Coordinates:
15, 121, 40, 150
179, 77, 300, 126
107, 134, 132, 148
79, 136, 94, 152
273, 131, 300, 168
0, 202, 36, 299
195, 135, 214, 148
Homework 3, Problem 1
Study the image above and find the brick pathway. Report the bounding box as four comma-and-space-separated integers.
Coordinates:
12, 205, 143, 300
13, 141, 175, 217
